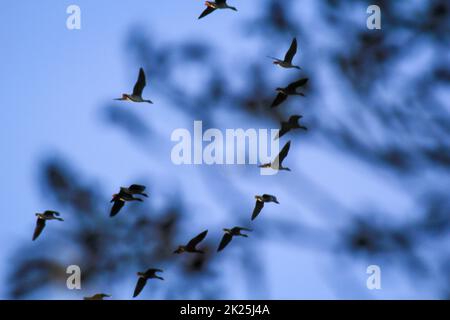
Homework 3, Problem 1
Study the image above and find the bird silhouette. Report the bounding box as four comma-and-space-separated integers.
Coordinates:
251, 195, 279, 220
174, 230, 208, 254
198, 1, 238, 19
114, 68, 153, 104
110, 187, 145, 217
218, 227, 252, 252
32, 211, 64, 241
267, 38, 302, 69
271, 78, 308, 108
275, 115, 307, 140
83, 293, 111, 300
259, 141, 292, 171
133, 268, 164, 298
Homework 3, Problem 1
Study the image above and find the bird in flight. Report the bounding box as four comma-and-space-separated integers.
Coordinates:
259, 141, 292, 172
271, 78, 308, 108
133, 268, 164, 298
198, 0, 238, 19
32, 211, 64, 241
251, 195, 279, 221
110, 185, 147, 217
267, 38, 302, 69
174, 230, 208, 254
83, 293, 111, 300
218, 227, 252, 252
275, 115, 307, 140
114, 68, 153, 104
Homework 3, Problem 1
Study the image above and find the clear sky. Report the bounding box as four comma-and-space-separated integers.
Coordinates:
0, 1, 441, 299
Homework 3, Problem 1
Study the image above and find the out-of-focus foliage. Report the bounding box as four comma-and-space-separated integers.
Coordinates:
8, 0, 449, 299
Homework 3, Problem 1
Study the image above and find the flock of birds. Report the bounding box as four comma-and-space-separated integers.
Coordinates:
31, 0, 309, 300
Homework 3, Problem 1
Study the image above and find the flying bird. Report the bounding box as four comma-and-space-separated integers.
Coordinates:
218, 227, 252, 252
83, 294, 111, 300
251, 195, 279, 221
174, 230, 208, 254
271, 78, 308, 108
114, 68, 153, 104
275, 115, 307, 140
110, 188, 144, 217
259, 141, 292, 172
267, 38, 302, 69
198, 1, 238, 19
32, 211, 64, 241
133, 268, 164, 298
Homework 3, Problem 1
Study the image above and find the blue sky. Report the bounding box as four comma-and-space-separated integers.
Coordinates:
0, 1, 440, 299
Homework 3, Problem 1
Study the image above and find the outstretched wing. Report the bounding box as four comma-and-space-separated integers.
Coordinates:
132, 68, 147, 96
187, 230, 208, 248
273, 141, 291, 167
32, 219, 46, 241
133, 278, 147, 298
271, 93, 287, 108
277, 122, 290, 139
43, 210, 60, 217
198, 7, 216, 19
217, 233, 233, 252
251, 201, 264, 220
128, 184, 146, 193
235, 227, 253, 232
145, 268, 163, 276
284, 38, 298, 63
287, 78, 308, 91
289, 115, 302, 124
110, 200, 124, 217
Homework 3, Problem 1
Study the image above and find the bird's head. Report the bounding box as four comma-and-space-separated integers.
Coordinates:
223, 228, 231, 234
276, 87, 283, 92
137, 272, 145, 277
273, 61, 280, 65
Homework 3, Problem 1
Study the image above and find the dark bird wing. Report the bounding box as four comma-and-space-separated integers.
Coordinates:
145, 268, 163, 276
187, 230, 208, 248
277, 122, 291, 139
216, 0, 226, 4
128, 184, 146, 193
251, 201, 264, 220
217, 233, 233, 252
235, 227, 253, 232
273, 141, 291, 167
289, 115, 302, 124
43, 210, 60, 217
287, 78, 308, 91
271, 93, 287, 108
132, 68, 146, 96
110, 199, 124, 217
284, 38, 298, 63
198, 6, 216, 19
133, 278, 147, 298
32, 218, 46, 241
